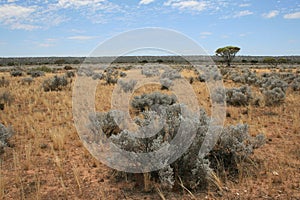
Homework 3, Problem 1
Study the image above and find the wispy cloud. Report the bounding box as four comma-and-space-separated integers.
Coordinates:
37, 38, 58, 48
67, 36, 96, 40
0, 4, 36, 21
139, 0, 155, 5
262, 10, 279, 18
233, 10, 253, 18
284, 11, 300, 19
0, 4, 38, 30
164, 0, 207, 12
200, 31, 212, 38
239, 3, 250, 7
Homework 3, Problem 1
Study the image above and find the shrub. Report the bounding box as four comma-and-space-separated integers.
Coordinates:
77, 68, 94, 77
118, 79, 137, 93
159, 78, 173, 90
197, 66, 222, 82
120, 72, 127, 77
42, 75, 68, 92
92, 73, 103, 80
226, 86, 252, 106
64, 65, 73, 70
21, 77, 34, 85
10, 70, 23, 77
104, 68, 118, 85
161, 69, 181, 80
263, 87, 286, 106
131, 92, 177, 112
0, 77, 9, 87
54, 59, 67, 65
141, 68, 160, 77
0, 91, 14, 106
88, 92, 265, 191
28, 70, 45, 78
260, 76, 288, 93
65, 71, 75, 78
31, 66, 53, 73
0, 123, 13, 153
291, 77, 300, 91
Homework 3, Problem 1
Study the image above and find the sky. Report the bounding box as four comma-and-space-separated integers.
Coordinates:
0, 0, 299, 57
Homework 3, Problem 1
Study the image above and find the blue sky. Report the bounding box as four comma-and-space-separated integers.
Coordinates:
0, 0, 299, 57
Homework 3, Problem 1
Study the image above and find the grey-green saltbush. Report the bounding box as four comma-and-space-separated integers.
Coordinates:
42, 75, 68, 92
0, 123, 13, 153
88, 92, 265, 191
226, 85, 252, 106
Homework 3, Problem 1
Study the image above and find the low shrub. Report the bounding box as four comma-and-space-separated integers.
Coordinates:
0, 91, 14, 106
42, 75, 68, 92
21, 77, 34, 85
28, 70, 45, 78
131, 92, 177, 112
10, 70, 23, 77
291, 77, 300, 91
0, 123, 13, 153
65, 71, 75, 78
118, 79, 137, 93
0, 77, 9, 87
226, 86, 252, 106
141, 67, 160, 77
263, 87, 286, 106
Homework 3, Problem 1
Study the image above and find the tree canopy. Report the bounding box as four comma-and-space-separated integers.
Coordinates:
215, 46, 240, 67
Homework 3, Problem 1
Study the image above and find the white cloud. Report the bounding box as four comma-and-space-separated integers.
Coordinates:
0, 4, 36, 20
58, 0, 104, 8
262, 10, 279, 18
239, 3, 250, 7
139, 0, 155, 5
284, 12, 300, 19
0, 4, 39, 30
164, 0, 207, 12
233, 10, 253, 18
67, 36, 96, 40
11, 23, 40, 30
200, 31, 212, 38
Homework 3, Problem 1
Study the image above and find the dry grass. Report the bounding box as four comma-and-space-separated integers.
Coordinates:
0, 66, 299, 199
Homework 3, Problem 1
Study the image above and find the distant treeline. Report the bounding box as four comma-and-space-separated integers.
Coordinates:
1, 56, 300, 66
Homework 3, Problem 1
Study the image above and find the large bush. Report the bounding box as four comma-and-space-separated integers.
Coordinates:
88, 92, 265, 191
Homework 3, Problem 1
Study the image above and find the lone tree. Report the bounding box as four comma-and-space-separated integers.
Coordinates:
215, 46, 240, 67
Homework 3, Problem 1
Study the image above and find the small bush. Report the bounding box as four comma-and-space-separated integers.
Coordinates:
65, 71, 75, 78
92, 73, 103, 80
64, 65, 73, 70
42, 75, 68, 92
0, 77, 9, 87
0, 91, 14, 106
10, 70, 23, 77
160, 69, 181, 80
0, 123, 13, 153
141, 68, 160, 77
263, 87, 286, 106
120, 72, 127, 77
21, 77, 34, 85
290, 77, 300, 91
28, 70, 45, 78
131, 92, 177, 112
31, 66, 53, 73
118, 79, 137, 93
226, 86, 252, 106
77, 68, 94, 77
104, 68, 118, 85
